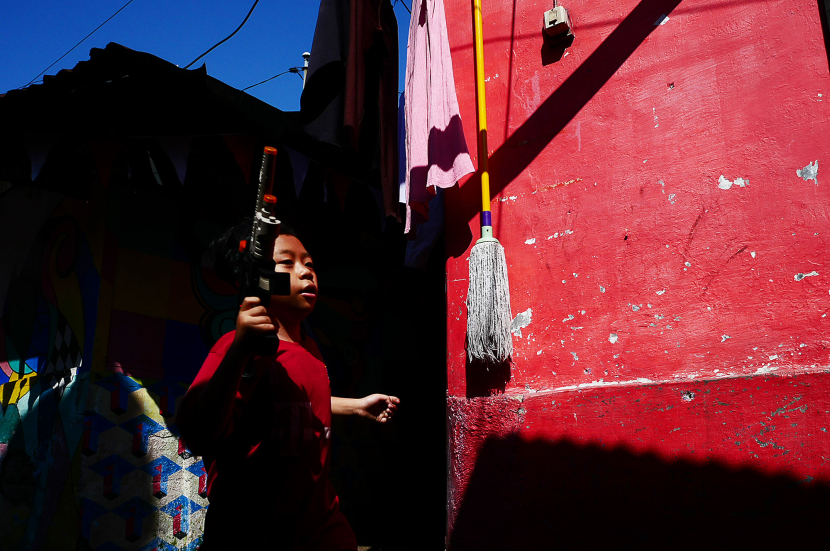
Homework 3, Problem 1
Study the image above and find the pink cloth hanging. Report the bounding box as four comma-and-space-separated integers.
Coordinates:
404, 0, 475, 233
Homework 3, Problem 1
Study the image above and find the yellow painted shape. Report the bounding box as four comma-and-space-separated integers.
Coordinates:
112, 248, 172, 318
2, 372, 38, 405
134, 387, 167, 425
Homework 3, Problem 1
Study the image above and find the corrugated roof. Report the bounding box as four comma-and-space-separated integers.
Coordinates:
1, 43, 288, 138
0, 43, 374, 184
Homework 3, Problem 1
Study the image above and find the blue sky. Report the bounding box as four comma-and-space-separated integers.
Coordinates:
1, 0, 412, 112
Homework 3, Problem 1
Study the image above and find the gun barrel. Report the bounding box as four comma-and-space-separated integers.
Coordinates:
250, 148, 281, 261
254, 146, 278, 217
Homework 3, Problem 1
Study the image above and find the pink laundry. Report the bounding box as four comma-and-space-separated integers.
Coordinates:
404, 0, 475, 232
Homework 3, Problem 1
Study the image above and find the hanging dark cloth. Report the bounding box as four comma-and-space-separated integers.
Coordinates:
300, 0, 399, 221
300, 0, 350, 146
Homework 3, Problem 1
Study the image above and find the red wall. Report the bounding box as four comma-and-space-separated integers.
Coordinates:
442, 0, 830, 546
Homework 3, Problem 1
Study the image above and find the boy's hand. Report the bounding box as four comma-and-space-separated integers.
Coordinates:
233, 296, 276, 354
356, 394, 400, 423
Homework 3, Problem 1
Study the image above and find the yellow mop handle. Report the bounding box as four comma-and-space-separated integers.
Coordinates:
472, 0, 492, 230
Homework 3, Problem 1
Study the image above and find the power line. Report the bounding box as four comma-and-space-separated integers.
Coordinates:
183, 0, 261, 70
242, 67, 302, 91
395, 0, 411, 14
20, 0, 136, 89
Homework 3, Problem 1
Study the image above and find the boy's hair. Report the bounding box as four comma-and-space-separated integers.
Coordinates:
209, 218, 306, 285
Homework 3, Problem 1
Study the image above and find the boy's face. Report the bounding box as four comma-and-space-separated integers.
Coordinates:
269, 234, 317, 321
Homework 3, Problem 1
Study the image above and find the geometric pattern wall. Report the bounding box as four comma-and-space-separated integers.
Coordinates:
79, 373, 206, 550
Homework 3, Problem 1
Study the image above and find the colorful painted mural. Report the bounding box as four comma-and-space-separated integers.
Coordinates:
0, 133, 254, 550
0, 126, 409, 549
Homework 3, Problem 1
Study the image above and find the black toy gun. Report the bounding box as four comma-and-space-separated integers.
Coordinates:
237, 146, 290, 357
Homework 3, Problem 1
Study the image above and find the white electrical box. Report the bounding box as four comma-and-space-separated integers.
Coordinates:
544, 6, 571, 38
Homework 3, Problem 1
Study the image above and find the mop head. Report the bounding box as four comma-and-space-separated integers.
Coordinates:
467, 239, 513, 363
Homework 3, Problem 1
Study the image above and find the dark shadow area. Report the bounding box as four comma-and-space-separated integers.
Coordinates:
818, 0, 830, 73
0, 39, 446, 550
504, 0, 518, 141
541, 32, 575, 66
180, 365, 330, 549
465, 358, 511, 397
330, 226, 448, 550
447, 0, 684, 257
450, 435, 830, 550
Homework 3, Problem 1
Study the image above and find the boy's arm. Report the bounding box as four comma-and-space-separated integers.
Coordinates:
331, 394, 400, 423
176, 297, 275, 454
180, 343, 249, 455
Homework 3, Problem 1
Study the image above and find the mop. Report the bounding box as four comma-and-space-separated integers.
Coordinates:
466, 0, 513, 364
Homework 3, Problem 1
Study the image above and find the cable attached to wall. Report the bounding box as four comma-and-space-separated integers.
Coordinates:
243, 67, 304, 91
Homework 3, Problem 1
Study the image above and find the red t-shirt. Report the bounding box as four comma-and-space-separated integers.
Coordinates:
177, 331, 356, 550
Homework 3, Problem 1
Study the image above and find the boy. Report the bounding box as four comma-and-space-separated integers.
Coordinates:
177, 227, 399, 550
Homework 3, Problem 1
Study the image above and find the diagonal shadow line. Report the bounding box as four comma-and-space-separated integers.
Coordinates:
450, 0, 777, 49
447, 0, 684, 258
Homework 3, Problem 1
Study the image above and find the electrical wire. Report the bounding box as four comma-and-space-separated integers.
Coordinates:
394, 0, 410, 96
183, 0, 261, 69
243, 68, 303, 91
20, 0, 136, 89
395, 0, 412, 14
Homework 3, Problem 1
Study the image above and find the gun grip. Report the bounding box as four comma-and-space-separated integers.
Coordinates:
254, 334, 280, 357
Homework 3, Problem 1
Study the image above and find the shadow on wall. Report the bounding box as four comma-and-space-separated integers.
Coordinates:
465, 358, 511, 397
446, 0, 684, 257
449, 435, 830, 550
818, 0, 830, 72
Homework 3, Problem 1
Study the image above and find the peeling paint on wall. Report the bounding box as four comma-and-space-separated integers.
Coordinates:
511, 309, 533, 338
547, 230, 574, 239
533, 178, 582, 194
718, 175, 749, 190
795, 271, 819, 281
796, 160, 818, 183
755, 366, 779, 374
554, 377, 655, 391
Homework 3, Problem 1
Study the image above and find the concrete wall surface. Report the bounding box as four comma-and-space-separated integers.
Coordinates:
442, 0, 830, 546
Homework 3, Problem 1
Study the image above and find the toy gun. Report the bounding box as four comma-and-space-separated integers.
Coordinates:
238, 146, 290, 357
